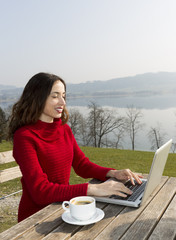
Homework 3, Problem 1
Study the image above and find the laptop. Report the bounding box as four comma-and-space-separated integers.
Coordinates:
95, 139, 172, 207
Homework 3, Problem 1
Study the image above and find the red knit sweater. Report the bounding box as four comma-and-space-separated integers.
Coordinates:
13, 118, 112, 222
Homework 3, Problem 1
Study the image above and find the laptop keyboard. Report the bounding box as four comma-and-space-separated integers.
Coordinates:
110, 180, 147, 202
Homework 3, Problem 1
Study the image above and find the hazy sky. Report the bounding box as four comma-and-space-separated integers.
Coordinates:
1, 0, 176, 87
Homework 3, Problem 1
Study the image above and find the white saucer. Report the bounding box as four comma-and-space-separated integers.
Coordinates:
62, 208, 104, 225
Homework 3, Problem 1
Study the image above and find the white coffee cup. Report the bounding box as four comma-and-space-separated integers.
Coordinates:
62, 196, 96, 221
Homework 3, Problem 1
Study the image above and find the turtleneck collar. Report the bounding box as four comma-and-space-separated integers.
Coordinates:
24, 118, 65, 142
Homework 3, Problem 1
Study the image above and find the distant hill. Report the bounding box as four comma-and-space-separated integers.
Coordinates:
0, 84, 16, 90
67, 72, 176, 97
0, 85, 23, 108
0, 72, 176, 107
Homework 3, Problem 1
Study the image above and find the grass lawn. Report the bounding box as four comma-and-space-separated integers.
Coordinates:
70, 146, 176, 185
0, 140, 13, 152
1, 143, 176, 191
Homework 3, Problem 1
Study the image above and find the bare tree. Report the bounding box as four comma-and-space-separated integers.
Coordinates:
101, 126, 125, 149
87, 102, 124, 148
148, 122, 166, 150
124, 105, 144, 150
78, 114, 92, 146
87, 102, 100, 147
171, 142, 176, 153
68, 109, 83, 137
112, 126, 125, 149
68, 108, 91, 146
4, 105, 12, 119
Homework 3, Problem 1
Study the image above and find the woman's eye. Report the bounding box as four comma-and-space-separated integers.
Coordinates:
51, 94, 66, 99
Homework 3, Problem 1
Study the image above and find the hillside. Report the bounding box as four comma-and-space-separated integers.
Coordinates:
1, 72, 176, 107
67, 72, 176, 97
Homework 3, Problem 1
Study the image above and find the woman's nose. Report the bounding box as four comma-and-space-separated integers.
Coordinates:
59, 97, 65, 105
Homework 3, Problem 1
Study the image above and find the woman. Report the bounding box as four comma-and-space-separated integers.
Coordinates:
8, 72, 142, 222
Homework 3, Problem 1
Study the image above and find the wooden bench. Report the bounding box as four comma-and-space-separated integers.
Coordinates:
0, 150, 22, 183
0, 150, 15, 164
0, 166, 22, 183
0, 151, 22, 199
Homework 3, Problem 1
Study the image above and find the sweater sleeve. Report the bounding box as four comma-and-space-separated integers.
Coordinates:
71, 132, 113, 181
13, 128, 88, 205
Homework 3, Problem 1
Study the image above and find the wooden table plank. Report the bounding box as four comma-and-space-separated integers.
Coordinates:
42, 221, 82, 240
0, 203, 62, 240
16, 208, 64, 240
1, 176, 176, 240
148, 192, 176, 240
94, 176, 168, 240
120, 177, 176, 240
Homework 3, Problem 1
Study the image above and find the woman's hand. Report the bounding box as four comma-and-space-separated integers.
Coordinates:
106, 169, 143, 185
87, 169, 143, 198
87, 179, 133, 198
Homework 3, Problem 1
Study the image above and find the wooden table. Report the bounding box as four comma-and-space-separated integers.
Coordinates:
0, 175, 176, 240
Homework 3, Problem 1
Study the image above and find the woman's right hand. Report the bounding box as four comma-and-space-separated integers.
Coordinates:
87, 179, 133, 198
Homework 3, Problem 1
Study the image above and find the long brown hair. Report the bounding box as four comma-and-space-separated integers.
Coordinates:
8, 72, 69, 140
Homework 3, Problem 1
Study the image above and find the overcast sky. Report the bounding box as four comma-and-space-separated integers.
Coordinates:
1, 0, 176, 87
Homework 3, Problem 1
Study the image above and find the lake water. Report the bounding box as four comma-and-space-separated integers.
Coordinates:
67, 93, 176, 109
1, 94, 176, 151
67, 94, 176, 151
68, 105, 176, 151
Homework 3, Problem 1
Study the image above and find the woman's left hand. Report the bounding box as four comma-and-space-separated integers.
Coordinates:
106, 169, 143, 185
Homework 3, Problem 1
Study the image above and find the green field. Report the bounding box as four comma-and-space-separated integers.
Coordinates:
0, 141, 176, 190
0, 140, 13, 152
70, 146, 176, 184
0, 141, 176, 233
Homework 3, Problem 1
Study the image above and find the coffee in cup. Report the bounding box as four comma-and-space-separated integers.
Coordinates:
72, 200, 92, 205
62, 196, 96, 221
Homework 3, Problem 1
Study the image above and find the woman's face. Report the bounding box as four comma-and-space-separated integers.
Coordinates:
39, 80, 66, 123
